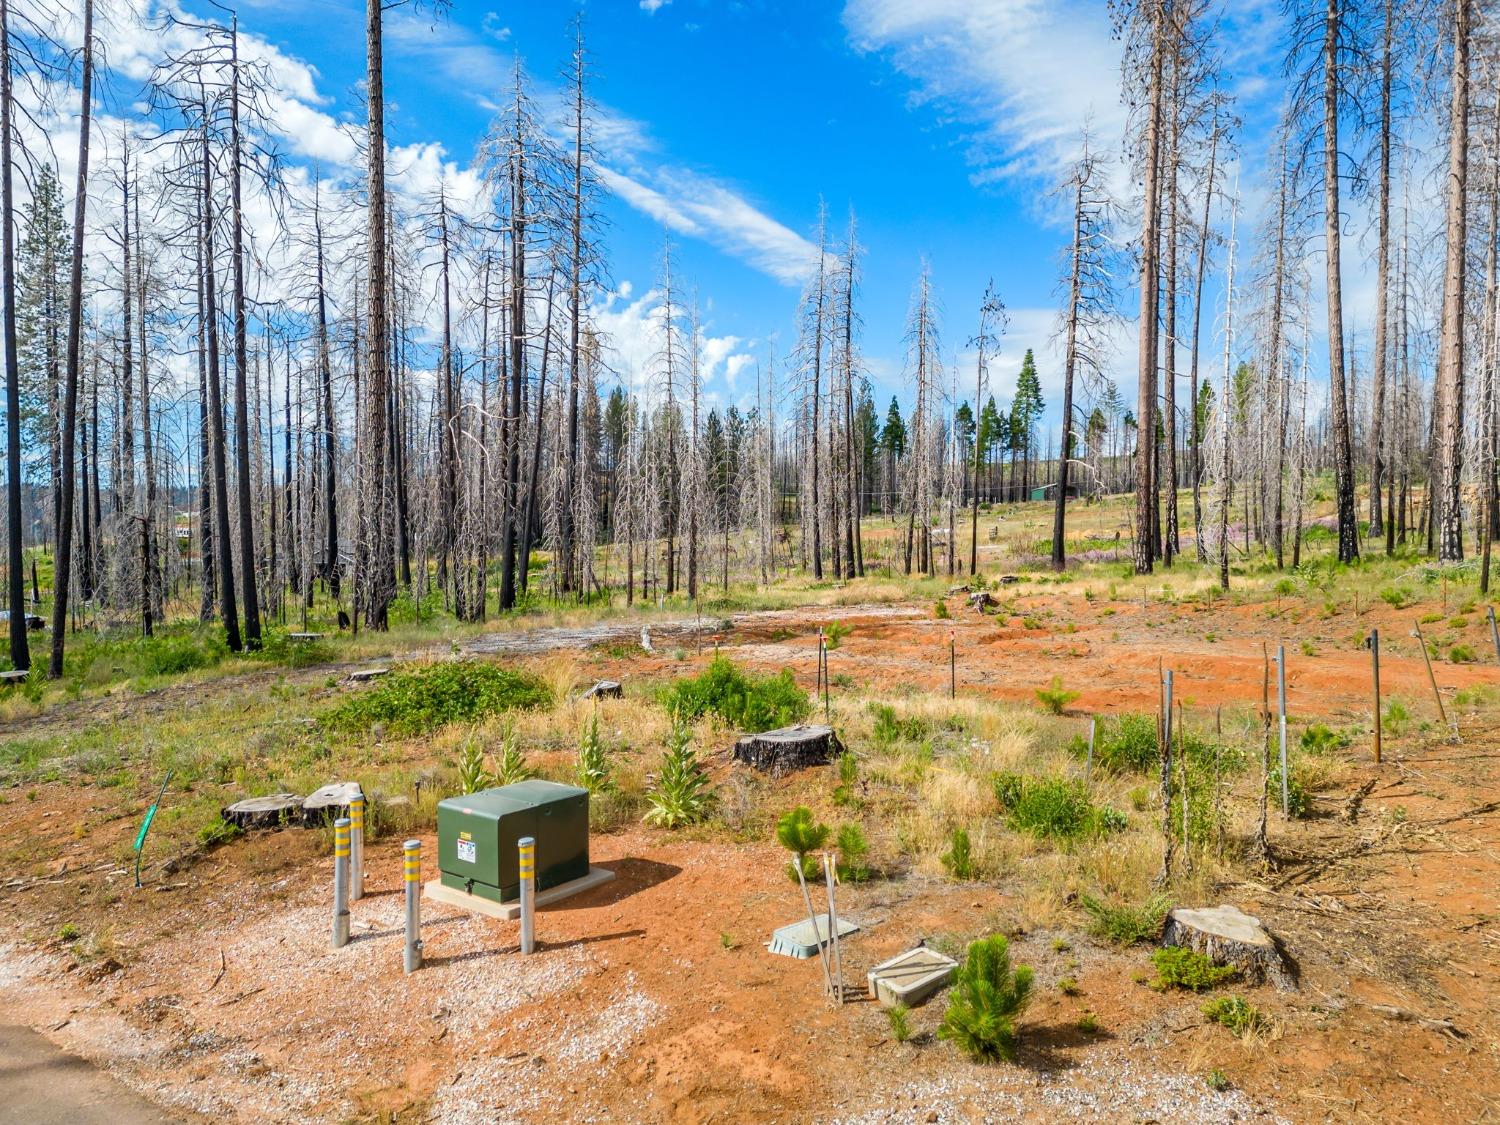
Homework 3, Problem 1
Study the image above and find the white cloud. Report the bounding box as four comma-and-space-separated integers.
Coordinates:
843, 0, 1125, 186
640, 0, 672, 12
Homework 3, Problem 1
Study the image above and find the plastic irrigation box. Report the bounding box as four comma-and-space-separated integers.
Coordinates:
436, 780, 590, 905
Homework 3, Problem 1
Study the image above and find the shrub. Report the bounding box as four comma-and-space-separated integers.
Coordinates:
324, 660, 551, 737
776, 805, 829, 883
938, 935, 1033, 1064
1202, 995, 1264, 1036
886, 1002, 914, 1043
661, 656, 810, 733
1205, 1068, 1231, 1092
1449, 643, 1478, 664
1076, 1011, 1098, 1034
941, 826, 975, 880
1078, 892, 1170, 945
1035, 676, 1080, 715
644, 713, 716, 828
1379, 585, 1413, 609
197, 816, 243, 849
993, 773, 1123, 840
576, 711, 613, 793
824, 621, 852, 650
835, 822, 871, 882
1149, 946, 1238, 991
1056, 977, 1080, 995
1268, 762, 1313, 818
934, 599, 951, 620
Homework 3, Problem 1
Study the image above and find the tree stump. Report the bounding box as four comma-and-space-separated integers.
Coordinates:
221, 794, 304, 831
733, 725, 843, 778
1162, 904, 1296, 991
347, 667, 389, 683
581, 680, 623, 700
300, 782, 364, 827
967, 591, 994, 613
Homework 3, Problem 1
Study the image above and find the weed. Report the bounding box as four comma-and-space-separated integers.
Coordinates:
1086, 713, 1158, 773
938, 934, 1033, 1064
832, 751, 861, 807
576, 711, 613, 793
1380, 586, 1413, 609
644, 713, 716, 828
1149, 947, 1238, 991
1268, 762, 1313, 818
324, 660, 551, 737
720, 931, 738, 950
1300, 640, 1317, 657
871, 703, 928, 744
887, 1002, 914, 1043
1202, 995, 1264, 1036
1078, 892, 1170, 945
457, 734, 493, 794
1449, 644, 1478, 664
776, 805, 830, 883
1076, 1011, 1098, 1033
1056, 977, 1080, 995
1419, 612, 1444, 626
661, 656, 810, 733
1383, 699, 1411, 736
1035, 676, 1080, 716
197, 816, 243, 849
57, 922, 80, 942
492, 724, 534, 786
1205, 1069, 1232, 1092
1051, 938, 1071, 953
1128, 785, 1150, 811
941, 826, 975, 880
993, 773, 1123, 840
1299, 723, 1349, 755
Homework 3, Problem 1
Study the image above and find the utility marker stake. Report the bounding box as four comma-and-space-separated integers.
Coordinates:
1086, 717, 1096, 785
1369, 629, 1382, 765
403, 839, 422, 974
331, 816, 350, 949
349, 794, 365, 902
949, 629, 956, 699
1489, 606, 1500, 666
822, 852, 845, 1004
518, 836, 536, 955
1277, 645, 1289, 817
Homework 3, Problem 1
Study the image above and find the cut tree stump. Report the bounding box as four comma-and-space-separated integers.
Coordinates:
581, 680, 623, 700
221, 794, 304, 831
300, 782, 364, 827
733, 725, 843, 778
968, 591, 994, 612
1161, 904, 1297, 991
346, 667, 389, 683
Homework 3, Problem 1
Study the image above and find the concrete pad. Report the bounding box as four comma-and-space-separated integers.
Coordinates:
866, 946, 958, 1008
423, 865, 617, 922
769, 914, 859, 959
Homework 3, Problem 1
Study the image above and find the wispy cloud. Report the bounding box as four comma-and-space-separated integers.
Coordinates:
640, 0, 672, 13
843, 0, 1125, 186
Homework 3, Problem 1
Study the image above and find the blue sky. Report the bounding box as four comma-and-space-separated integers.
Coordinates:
73, 0, 1325, 437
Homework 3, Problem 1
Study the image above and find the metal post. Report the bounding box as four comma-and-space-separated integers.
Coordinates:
403, 839, 422, 974
949, 630, 956, 699
1370, 629, 1382, 765
349, 793, 365, 902
331, 816, 350, 949
518, 836, 536, 954
822, 852, 845, 1004
1276, 645, 1289, 816
1488, 606, 1500, 665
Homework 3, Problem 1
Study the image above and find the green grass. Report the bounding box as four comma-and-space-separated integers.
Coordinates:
1202, 995, 1264, 1036
1078, 892, 1171, 945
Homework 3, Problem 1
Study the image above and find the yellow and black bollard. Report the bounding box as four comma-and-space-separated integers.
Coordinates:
403, 839, 422, 974
331, 816, 351, 949
518, 836, 536, 954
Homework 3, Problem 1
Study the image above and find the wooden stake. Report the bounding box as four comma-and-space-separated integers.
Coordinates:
1411, 620, 1453, 736
1370, 628, 1382, 765
949, 629, 956, 699
822, 852, 845, 1004
1276, 644, 1289, 817
793, 854, 834, 1000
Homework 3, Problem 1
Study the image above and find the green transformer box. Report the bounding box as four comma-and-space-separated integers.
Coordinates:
435, 780, 590, 905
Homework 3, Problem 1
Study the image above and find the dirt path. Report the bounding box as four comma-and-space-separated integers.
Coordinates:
0, 1025, 190, 1124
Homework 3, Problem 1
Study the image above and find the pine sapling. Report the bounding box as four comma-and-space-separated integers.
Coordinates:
939, 934, 1034, 1063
